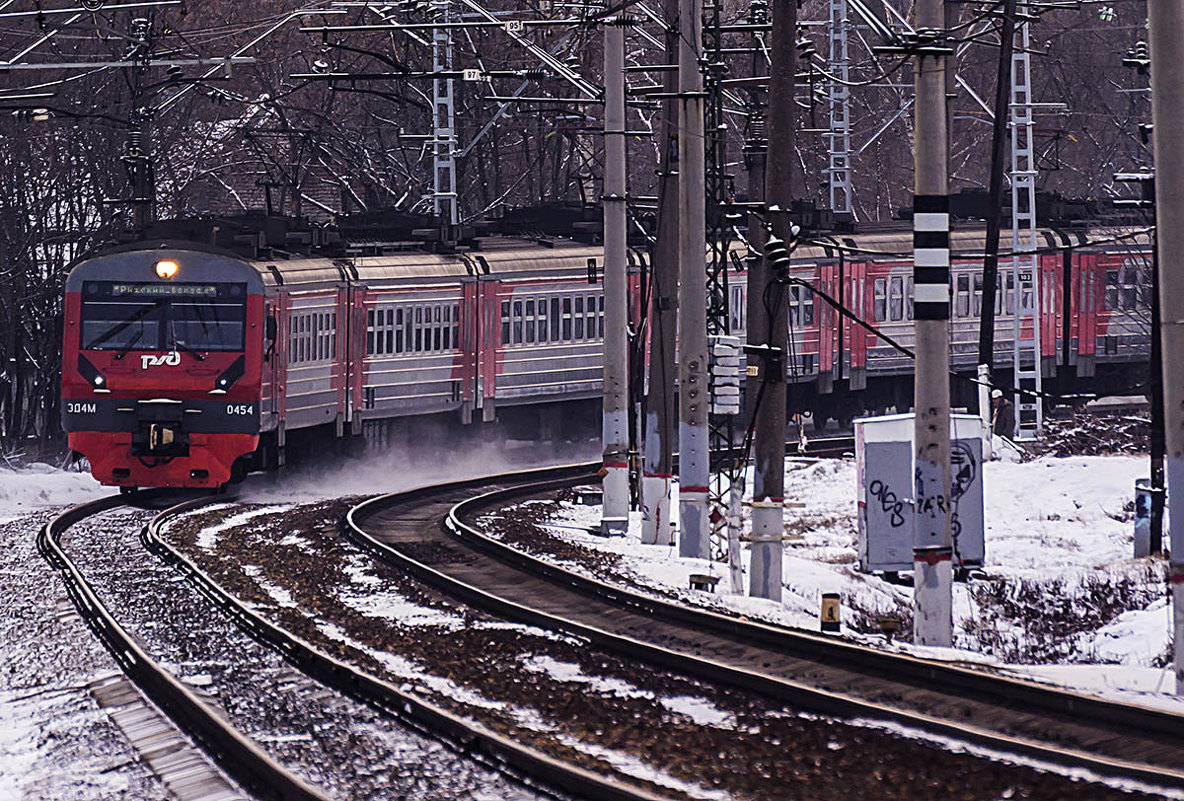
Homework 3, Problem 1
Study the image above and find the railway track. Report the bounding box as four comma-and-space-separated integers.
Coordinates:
39, 493, 568, 801
38, 494, 331, 801
347, 463, 1184, 794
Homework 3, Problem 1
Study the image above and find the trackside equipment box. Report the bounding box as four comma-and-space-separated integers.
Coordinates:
855, 413, 985, 573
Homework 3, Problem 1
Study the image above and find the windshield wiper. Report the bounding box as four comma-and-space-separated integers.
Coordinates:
113, 330, 142, 360
171, 337, 206, 361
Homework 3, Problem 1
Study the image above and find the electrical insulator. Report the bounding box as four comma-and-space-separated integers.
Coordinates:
763, 234, 791, 279
709, 335, 742, 416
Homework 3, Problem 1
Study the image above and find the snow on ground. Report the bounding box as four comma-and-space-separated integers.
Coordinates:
530, 454, 1180, 710
0, 463, 108, 523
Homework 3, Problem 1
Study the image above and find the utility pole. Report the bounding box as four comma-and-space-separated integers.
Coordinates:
748, 0, 796, 601
911, 3, 953, 647
976, 0, 1016, 374
641, 0, 679, 547
677, 0, 709, 559
601, 16, 629, 535
1147, 0, 1184, 693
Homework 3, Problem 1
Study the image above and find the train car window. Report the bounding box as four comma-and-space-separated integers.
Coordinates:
443, 305, 452, 351
526, 299, 536, 343
1121, 265, 1138, 310
956, 274, 970, 318
788, 286, 801, 328
1020, 273, 1033, 314
395, 308, 404, 353
453, 304, 460, 350
598, 295, 605, 339
537, 298, 548, 343
512, 299, 523, 345
413, 307, 422, 352
574, 296, 585, 339
889, 277, 903, 321
803, 289, 814, 326
907, 278, 914, 320
873, 278, 886, 322
730, 286, 745, 331
367, 310, 375, 355
589, 294, 599, 339
431, 306, 440, 351
563, 297, 572, 340
1005, 273, 1015, 315
1104, 269, 1118, 311
403, 309, 413, 353
550, 297, 561, 341
972, 274, 983, 316
501, 300, 511, 345
331, 312, 337, 359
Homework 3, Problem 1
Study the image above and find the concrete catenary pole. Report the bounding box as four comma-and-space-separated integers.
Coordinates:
601, 17, 629, 535
1148, 0, 1184, 693
911, 1, 953, 647
677, 0, 709, 559
748, 0, 796, 601
641, 0, 680, 547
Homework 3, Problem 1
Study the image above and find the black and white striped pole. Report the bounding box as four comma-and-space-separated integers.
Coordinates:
1148, 0, 1184, 692
601, 15, 629, 535
911, 3, 953, 647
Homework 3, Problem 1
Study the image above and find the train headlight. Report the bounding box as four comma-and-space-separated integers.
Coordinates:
155, 259, 179, 279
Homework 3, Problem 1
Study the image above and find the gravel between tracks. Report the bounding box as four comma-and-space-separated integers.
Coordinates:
62, 504, 550, 801
163, 498, 1172, 801
0, 509, 172, 801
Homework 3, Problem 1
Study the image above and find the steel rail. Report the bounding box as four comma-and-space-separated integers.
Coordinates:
345, 468, 1184, 792
145, 476, 669, 801
38, 494, 331, 801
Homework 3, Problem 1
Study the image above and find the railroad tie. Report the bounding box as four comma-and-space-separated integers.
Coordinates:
88, 674, 250, 801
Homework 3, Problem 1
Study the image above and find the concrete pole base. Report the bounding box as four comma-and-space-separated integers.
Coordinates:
641, 473, 673, 545
749, 501, 784, 601
913, 551, 954, 647
678, 489, 710, 559
601, 464, 629, 535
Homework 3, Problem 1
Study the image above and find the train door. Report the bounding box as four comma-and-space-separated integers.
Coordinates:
476, 276, 498, 421
1041, 255, 1058, 363
847, 260, 867, 390
347, 284, 366, 434
263, 300, 279, 418
818, 263, 835, 386
1077, 253, 1098, 377
460, 279, 479, 423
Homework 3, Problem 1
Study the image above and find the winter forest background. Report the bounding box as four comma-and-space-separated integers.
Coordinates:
0, 0, 1149, 457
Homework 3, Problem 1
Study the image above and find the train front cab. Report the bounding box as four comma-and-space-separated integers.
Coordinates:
62, 247, 267, 489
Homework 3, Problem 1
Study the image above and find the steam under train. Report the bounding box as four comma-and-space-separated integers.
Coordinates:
61, 222, 1152, 489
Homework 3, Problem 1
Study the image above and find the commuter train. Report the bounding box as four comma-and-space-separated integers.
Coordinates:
60, 222, 1152, 489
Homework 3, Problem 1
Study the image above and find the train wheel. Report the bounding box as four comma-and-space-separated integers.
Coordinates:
229, 456, 249, 485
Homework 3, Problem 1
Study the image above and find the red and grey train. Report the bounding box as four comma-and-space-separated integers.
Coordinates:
61, 224, 1151, 489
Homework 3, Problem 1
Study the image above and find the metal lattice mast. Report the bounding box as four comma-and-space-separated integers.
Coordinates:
826, 0, 852, 217
431, 0, 459, 227
1009, 1, 1042, 439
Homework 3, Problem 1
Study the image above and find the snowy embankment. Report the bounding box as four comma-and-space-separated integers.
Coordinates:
0, 462, 107, 523
532, 454, 1179, 710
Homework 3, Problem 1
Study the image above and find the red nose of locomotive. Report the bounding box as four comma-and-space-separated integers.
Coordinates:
62, 248, 266, 489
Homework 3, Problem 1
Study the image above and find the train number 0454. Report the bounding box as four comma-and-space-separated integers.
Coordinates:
226, 404, 255, 415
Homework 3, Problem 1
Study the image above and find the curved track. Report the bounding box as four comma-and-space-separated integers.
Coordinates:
38, 494, 330, 801
347, 464, 1184, 793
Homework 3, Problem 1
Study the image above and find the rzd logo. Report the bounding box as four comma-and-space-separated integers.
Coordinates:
141, 352, 182, 370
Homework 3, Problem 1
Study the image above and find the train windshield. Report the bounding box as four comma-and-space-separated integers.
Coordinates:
80, 281, 247, 353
